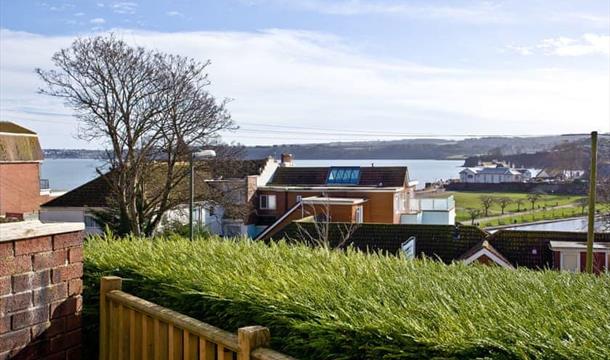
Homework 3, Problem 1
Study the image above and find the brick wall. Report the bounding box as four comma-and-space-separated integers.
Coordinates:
0, 163, 43, 217
0, 222, 84, 359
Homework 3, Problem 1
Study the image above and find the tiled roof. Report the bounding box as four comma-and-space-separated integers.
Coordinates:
487, 230, 610, 269
272, 223, 487, 262
42, 172, 112, 208
0, 122, 36, 135
268, 166, 408, 187
270, 222, 610, 269
0, 122, 43, 162
42, 159, 271, 208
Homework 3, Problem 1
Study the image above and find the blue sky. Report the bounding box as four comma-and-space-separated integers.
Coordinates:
0, 1, 609, 148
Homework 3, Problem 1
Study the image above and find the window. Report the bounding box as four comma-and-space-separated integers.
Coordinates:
327, 167, 360, 185
84, 215, 100, 229
260, 195, 277, 210
355, 206, 363, 223
401, 236, 416, 259
296, 195, 302, 203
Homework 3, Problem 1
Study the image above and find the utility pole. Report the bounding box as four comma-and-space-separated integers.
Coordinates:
585, 131, 598, 273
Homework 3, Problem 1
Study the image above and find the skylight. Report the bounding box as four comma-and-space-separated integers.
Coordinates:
327, 167, 360, 185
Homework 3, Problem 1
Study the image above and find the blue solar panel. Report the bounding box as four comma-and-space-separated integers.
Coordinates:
327, 167, 360, 184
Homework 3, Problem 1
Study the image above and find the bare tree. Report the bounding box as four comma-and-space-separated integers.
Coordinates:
37, 35, 235, 236
497, 197, 512, 215
293, 195, 359, 249
526, 192, 542, 211
479, 196, 495, 217
514, 198, 525, 212
576, 197, 588, 216
466, 208, 482, 225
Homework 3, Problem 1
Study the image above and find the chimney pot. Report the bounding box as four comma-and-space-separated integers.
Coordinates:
280, 153, 294, 167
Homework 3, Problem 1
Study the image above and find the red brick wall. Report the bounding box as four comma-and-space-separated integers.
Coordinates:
0, 230, 83, 359
0, 163, 42, 216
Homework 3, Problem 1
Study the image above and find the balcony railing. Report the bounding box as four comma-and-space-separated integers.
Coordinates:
409, 196, 455, 212
40, 178, 50, 190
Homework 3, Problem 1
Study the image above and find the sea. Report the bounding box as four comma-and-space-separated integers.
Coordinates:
41, 158, 464, 191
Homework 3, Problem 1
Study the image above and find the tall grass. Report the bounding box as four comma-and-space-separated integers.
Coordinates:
84, 234, 610, 359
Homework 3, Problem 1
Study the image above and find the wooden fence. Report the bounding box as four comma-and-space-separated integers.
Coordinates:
99, 276, 296, 360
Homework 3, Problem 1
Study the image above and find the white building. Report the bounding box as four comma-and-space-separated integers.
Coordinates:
459, 166, 531, 183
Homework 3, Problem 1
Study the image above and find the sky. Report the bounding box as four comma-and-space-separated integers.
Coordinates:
0, 0, 609, 149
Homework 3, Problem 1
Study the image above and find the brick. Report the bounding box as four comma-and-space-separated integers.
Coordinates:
0, 256, 32, 277
0, 351, 7, 360
67, 279, 82, 297
0, 292, 32, 315
52, 232, 82, 250
66, 345, 82, 360
49, 329, 81, 353
67, 247, 83, 264
11, 306, 48, 330
52, 263, 83, 283
0, 243, 13, 258
50, 296, 82, 319
11, 339, 50, 359
0, 328, 30, 352
33, 250, 67, 271
0, 277, 10, 296
31, 317, 66, 339
12, 270, 51, 293
0, 316, 9, 335
14, 237, 52, 256
64, 313, 81, 331
40, 351, 66, 360
33, 283, 67, 306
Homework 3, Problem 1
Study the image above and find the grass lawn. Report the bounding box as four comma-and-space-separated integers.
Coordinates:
451, 191, 582, 222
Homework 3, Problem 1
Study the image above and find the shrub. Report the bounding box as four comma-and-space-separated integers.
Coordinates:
84, 234, 610, 359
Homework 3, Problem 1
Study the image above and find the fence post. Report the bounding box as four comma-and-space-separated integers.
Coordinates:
100, 276, 122, 360
238, 326, 271, 360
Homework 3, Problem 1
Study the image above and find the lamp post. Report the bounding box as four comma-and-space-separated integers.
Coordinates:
189, 149, 216, 241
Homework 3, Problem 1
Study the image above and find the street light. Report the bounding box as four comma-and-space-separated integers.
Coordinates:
190, 149, 216, 241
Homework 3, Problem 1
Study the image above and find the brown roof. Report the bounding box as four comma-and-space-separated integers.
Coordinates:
0, 122, 43, 162
268, 166, 408, 187
0, 122, 36, 135
42, 159, 271, 208
42, 172, 112, 208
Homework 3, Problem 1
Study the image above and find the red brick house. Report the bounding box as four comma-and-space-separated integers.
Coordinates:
0, 122, 49, 220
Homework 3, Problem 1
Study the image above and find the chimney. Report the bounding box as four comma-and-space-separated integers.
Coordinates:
280, 153, 294, 167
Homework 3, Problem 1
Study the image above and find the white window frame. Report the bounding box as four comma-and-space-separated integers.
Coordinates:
296, 195, 302, 203
355, 206, 363, 223
260, 194, 277, 210
401, 236, 416, 259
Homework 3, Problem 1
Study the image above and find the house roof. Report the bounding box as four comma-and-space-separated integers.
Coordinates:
42, 172, 113, 208
0, 122, 43, 162
269, 223, 610, 269
271, 222, 487, 263
458, 240, 515, 269
487, 230, 610, 269
268, 166, 408, 187
0, 121, 37, 135
549, 241, 610, 251
42, 158, 272, 208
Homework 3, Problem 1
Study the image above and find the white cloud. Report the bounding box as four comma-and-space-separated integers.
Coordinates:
508, 34, 610, 57
112, 1, 137, 14
166, 11, 183, 17
540, 34, 610, 57
74, 12, 85, 17
0, 28, 608, 148
89, 18, 106, 25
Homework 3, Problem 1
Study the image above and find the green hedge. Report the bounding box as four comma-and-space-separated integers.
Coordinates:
83, 234, 610, 359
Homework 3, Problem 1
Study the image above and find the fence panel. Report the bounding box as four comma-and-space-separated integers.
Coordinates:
99, 276, 296, 360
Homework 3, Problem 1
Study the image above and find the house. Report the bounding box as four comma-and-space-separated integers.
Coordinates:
40, 157, 278, 235
535, 168, 584, 181
253, 154, 457, 239
0, 121, 52, 220
459, 165, 531, 183
269, 222, 610, 273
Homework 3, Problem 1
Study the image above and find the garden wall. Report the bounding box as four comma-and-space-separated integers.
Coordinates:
0, 221, 84, 359
445, 182, 587, 195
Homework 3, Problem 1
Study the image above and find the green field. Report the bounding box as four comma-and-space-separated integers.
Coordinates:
84, 234, 610, 359
450, 191, 582, 224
